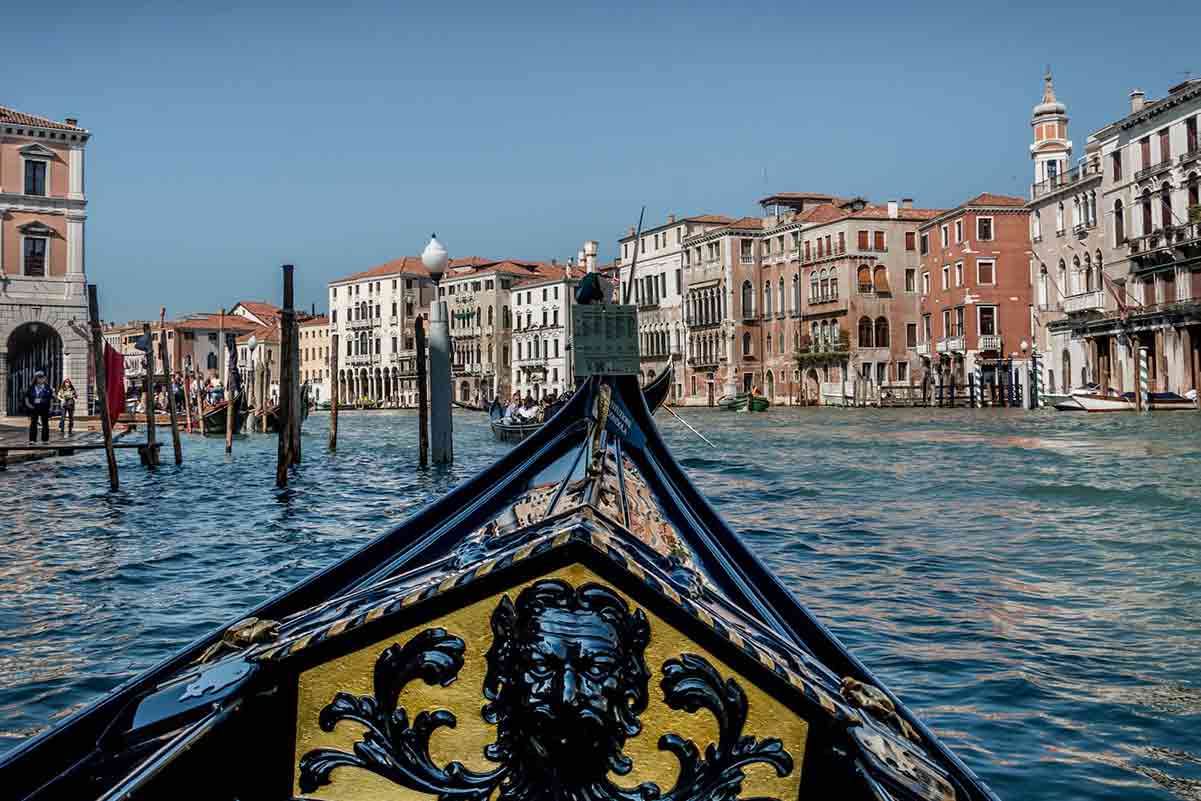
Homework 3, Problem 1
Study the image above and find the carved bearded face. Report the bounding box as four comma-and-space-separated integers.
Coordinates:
484, 580, 651, 783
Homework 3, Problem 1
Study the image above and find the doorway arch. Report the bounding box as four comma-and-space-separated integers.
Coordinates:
6, 322, 63, 415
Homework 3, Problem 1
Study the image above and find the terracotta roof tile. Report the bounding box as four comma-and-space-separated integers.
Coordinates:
965, 192, 1027, 207
797, 204, 851, 224
299, 315, 329, 327
171, 314, 258, 332
0, 106, 87, 132
332, 256, 433, 284
684, 214, 736, 224
236, 322, 281, 345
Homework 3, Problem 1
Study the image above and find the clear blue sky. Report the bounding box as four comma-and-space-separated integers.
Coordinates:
6, 0, 1198, 321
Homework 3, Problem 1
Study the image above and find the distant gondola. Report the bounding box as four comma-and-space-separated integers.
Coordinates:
452, 399, 489, 412
0, 371, 997, 801
200, 393, 248, 436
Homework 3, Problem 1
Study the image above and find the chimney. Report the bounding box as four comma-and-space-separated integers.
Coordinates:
1130, 89, 1146, 113
902, 198, 914, 209
628, 225, 636, 237
887, 200, 899, 219
64, 117, 78, 127
584, 240, 598, 273
551, 258, 558, 266
667, 214, 676, 224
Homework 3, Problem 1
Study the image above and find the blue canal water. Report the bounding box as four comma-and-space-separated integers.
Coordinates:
0, 408, 1199, 800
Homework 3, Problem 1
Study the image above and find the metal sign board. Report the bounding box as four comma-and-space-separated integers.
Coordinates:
572, 304, 639, 376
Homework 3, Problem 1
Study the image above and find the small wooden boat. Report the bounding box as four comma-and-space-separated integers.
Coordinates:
200, 393, 248, 436
453, 400, 489, 412
718, 392, 769, 412
255, 399, 312, 433
0, 368, 998, 801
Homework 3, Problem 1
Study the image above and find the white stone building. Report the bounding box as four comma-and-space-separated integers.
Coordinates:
510, 267, 577, 400
0, 106, 91, 415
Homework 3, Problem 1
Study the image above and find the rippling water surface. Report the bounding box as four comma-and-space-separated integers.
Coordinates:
1, 408, 1199, 800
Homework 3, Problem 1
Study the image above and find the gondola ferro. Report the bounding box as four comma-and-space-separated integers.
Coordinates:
0, 302, 998, 801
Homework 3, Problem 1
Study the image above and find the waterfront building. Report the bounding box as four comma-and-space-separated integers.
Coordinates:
916, 193, 1033, 389
510, 265, 577, 400
299, 314, 329, 403
616, 216, 732, 401
1025, 72, 1107, 396
1053, 79, 1201, 395
440, 257, 545, 404
0, 107, 91, 415
794, 197, 939, 403
235, 322, 281, 402
328, 257, 435, 406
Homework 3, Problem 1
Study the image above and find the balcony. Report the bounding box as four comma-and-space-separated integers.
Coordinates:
978, 334, 1002, 352
1062, 290, 1106, 314
914, 342, 930, 356
1179, 147, 1200, 166
1031, 161, 1101, 199
1128, 222, 1201, 260
1135, 159, 1174, 184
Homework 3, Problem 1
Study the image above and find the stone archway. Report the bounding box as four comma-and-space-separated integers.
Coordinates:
805, 368, 820, 405
6, 322, 63, 416
765, 370, 775, 401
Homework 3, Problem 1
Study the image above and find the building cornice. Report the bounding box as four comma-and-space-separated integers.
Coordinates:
1120, 82, 1201, 130
920, 205, 1029, 230
0, 193, 87, 214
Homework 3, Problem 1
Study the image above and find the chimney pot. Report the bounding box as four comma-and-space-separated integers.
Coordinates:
1130, 89, 1146, 113
628, 226, 636, 236
64, 117, 78, 127
667, 214, 676, 224
902, 198, 914, 209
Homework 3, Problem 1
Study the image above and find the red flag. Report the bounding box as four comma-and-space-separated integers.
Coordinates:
104, 343, 124, 426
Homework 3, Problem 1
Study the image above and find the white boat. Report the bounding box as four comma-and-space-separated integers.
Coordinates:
1054, 389, 1197, 412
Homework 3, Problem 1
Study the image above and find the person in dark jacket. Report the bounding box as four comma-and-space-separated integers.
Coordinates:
25, 371, 53, 443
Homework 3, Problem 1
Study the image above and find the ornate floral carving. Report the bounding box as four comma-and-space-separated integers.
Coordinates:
299, 580, 793, 801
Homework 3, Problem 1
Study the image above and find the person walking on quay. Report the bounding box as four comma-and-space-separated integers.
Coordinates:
25, 370, 53, 444
56, 378, 78, 437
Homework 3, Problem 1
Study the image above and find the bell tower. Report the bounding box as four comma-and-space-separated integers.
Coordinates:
1030, 69, 1072, 187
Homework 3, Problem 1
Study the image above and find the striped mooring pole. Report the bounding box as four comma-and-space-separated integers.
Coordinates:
971, 364, 983, 408
1138, 346, 1150, 413
1030, 351, 1043, 408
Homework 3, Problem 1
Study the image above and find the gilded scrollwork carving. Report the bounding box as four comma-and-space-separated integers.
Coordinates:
299, 579, 793, 801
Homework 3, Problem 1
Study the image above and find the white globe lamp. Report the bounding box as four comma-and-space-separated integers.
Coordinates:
422, 234, 449, 284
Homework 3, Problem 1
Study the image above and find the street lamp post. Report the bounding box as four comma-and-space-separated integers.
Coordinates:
422, 234, 453, 464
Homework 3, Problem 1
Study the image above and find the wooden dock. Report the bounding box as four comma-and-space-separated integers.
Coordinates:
0, 429, 161, 471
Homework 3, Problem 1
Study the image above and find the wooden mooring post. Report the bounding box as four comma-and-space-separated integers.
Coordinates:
289, 307, 301, 465
276, 264, 296, 488
329, 333, 339, 452
87, 285, 119, 489
140, 323, 159, 466
158, 308, 183, 465
415, 316, 429, 468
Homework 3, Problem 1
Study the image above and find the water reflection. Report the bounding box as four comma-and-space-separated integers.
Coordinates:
0, 407, 1199, 800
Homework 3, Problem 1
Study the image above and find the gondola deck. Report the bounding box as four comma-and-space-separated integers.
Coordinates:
0, 373, 996, 801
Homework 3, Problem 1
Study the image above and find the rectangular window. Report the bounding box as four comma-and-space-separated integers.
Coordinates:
922, 314, 931, 342
1188, 116, 1199, 154
954, 220, 963, 242
896, 361, 909, 382
977, 259, 995, 284
740, 240, 753, 263
1140, 136, 1151, 169
905, 232, 916, 251
955, 307, 965, 336
920, 233, 929, 255
873, 231, 885, 251
675, 269, 682, 293
941, 265, 949, 290
24, 160, 47, 196
922, 272, 930, 294
978, 306, 997, 336
857, 230, 869, 250
23, 237, 47, 277
940, 225, 949, 247
976, 217, 993, 241
905, 269, 916, 292
804, 241, 811, 260
942, 309, 951, 337
905, 322, 917, 347
837, 232, 845, 253
955, 262, 963, 287
1159, 128, 1171, 162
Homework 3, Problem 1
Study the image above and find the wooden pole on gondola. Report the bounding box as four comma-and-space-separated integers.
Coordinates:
276, 265, 296, 487
329, 333, 339, 452
221, 309, 234, 453
158, 308, 183, 465
415, 316, 429, 468
87, 285, 119, 490
181, 360, 194, 433
140, 323, 159, 466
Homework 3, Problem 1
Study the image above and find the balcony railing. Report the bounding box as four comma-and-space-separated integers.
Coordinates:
1063, 290, 1106, 314
1179, 147, 1200, 166
1134, 159, 1175, 183
914, 342, 930, 356
978, 334, 1002, 351
1129, 222, 1201, 257
1031, 161, 1101, 198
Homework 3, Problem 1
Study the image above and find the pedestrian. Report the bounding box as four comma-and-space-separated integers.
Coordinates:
25, 370, 53, 443
56, 378, 78, 436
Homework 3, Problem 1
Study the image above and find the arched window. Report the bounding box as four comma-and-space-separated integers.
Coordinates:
766, 333, 772, 354
830, 320, 840, 347
1058, 259, 1067, 302
1073, 196, 1082, 228
874, 317, 889, 348
858, 316, 874, 348
873, 265, 889, 293
792, 274, 801, 312
857, 265, 872, 293
817, 320, 827, 346
1056, 201, 1064, 233
778, 277, 785, 314
1038, 265, 1049, 307
810, 271, 819, 301
1161, 182, 1173, 229
742, 332, 752, 356
1114, 199, 1125, 245
741, 281, 753, 318
1033, 209, 1042, 239
763, 281, 772, 316
1089, 190, 1098, 226
1072, 256, 1081, 295
1083, 253, 1093, 293
830, 270, 838, 299
1141, 189, 1153, 235
503, 306, 511, 327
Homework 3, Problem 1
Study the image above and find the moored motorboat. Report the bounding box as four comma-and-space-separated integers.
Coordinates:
1054, 389, 1196, 412
0, 371, 998, 801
